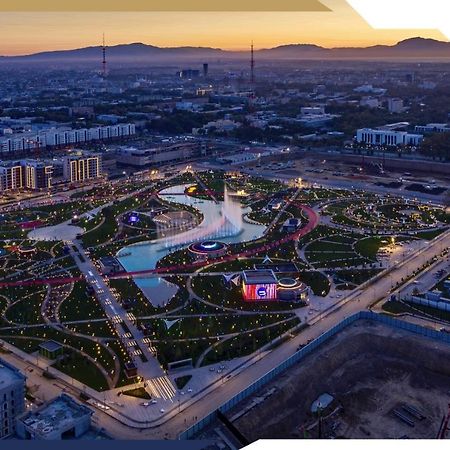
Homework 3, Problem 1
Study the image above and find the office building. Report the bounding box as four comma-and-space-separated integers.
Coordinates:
0, 358, 26, 439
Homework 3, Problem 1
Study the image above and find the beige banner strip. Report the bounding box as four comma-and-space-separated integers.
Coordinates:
0, 0, 330, 11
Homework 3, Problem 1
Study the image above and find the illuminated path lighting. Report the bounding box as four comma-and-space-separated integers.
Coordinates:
0, 203, 319, 288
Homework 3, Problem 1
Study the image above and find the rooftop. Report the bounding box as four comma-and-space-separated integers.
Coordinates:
242, 269, 278, 285
0, 358, 26, 387
38, 340, 63, 353
20, 394, 93, 438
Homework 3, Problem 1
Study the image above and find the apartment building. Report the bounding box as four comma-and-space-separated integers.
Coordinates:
0, 358, 26, 439
0, 123, 136, 154
63, 151, 102, 183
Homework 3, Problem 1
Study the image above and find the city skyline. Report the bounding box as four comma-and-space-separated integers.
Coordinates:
0, 0, 447, 56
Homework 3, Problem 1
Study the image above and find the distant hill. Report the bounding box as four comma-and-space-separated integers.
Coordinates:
2, 37, 450, 66
258, 38, 450, 58
4, 42, 226, 62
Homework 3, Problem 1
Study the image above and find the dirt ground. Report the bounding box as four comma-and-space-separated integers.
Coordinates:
227, 320, 450, 440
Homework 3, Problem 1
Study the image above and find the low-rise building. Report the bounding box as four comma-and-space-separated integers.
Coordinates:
16, 394, 93, 440
242, 269, 278, 301
116, 141, 210, 167
356, 128, 423, 146
98, 256, 122, 275
414, 123, 450, 134
281, 218, 301, 233
38, 341, 63, 360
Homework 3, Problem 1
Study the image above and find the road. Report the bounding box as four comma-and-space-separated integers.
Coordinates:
7, 162, 449, 438
88, 228, 450, 439
70, 242, 166, 380
196, 161, 448, 204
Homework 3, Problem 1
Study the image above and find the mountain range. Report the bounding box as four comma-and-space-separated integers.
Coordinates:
2, 37, 450, 65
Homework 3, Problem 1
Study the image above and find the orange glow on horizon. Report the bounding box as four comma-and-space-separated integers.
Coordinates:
0, 0, 447, 56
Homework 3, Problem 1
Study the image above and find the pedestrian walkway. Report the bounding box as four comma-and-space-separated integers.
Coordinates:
146, 376, 177, 400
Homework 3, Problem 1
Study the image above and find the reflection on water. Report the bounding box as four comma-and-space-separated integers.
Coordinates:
117, 184, 266, 307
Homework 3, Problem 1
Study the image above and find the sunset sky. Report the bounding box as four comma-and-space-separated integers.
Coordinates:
0, 0, 447, 55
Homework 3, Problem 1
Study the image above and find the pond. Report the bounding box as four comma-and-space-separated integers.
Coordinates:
117, 184, 266, 306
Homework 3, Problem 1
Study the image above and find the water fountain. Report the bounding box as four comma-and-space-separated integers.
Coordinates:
117, 182, 265, 307
159, 184, 244, 250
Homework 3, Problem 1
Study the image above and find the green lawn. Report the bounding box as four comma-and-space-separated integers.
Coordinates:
59, 281, 106, 322
201, 317, 300, 366
354, 237, 384, 259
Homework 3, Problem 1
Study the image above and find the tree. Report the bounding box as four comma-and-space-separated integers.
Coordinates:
420, 133, 450, 161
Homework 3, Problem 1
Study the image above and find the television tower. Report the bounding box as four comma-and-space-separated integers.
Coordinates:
250, 40, 255, 85
102, 33, 107, 78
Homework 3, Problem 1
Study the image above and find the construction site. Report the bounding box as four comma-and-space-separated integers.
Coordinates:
200, 319, 450, 445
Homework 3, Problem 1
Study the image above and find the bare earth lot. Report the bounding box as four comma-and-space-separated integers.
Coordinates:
227, 319, 450, 440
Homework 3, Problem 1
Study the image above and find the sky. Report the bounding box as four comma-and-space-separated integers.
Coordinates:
0, 0, 447, 55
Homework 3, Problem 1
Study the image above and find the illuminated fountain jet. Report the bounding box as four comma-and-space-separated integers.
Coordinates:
160, 185, 244, 250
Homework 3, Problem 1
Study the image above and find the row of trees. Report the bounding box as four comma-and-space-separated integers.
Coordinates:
420, 133, 450, 161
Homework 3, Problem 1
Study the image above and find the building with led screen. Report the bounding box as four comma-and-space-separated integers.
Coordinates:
242, 270, 278, 301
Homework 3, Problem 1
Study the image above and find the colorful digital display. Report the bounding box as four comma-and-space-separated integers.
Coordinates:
242, 282, 277, 301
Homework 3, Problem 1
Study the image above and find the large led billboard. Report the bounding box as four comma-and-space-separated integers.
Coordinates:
242, 282, 277, 301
